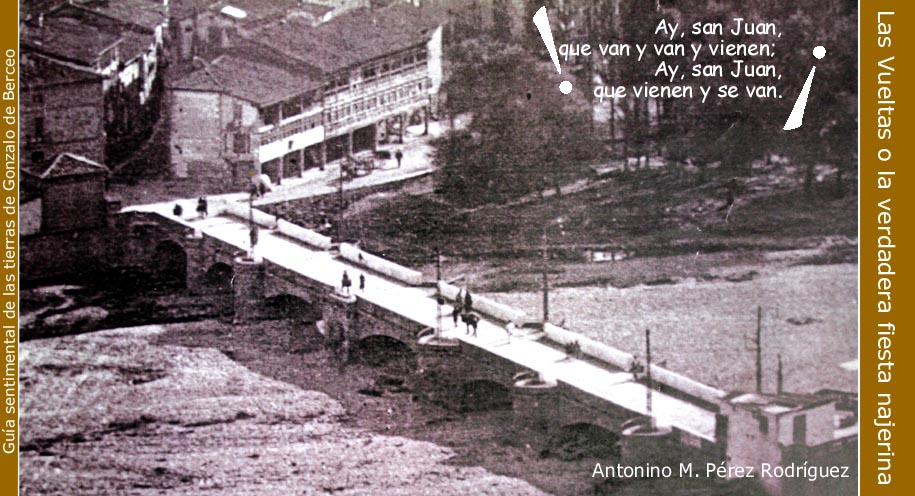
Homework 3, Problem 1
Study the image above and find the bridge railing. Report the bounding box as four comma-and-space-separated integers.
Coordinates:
339, 243, 424, 286
276, 219, 333, 250
216, 199, 279, 229
437, 281, 527, 324
543, 323, 726, 404
543, 323, 635, 371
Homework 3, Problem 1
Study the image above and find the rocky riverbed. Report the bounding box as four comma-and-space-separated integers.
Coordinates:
20, 323, 551, 495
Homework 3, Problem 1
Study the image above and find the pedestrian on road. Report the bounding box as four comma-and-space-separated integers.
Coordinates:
196, 197, 208, 218
341, 271, 352, 295
452, 289, 463, 326
359, 273, 366, 291
395, 149, 403, 168
249, 225, 258, 250
463, 288, 473, 312
173, 203, 183, 217
629, 356, 644, 381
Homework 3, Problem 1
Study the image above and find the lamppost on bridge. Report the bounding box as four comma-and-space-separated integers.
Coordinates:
435, 249, 444, 339
337, 143, 346, 242
645, 328, 655, 431
247, 174, 259, 258
540, 216, 565, 327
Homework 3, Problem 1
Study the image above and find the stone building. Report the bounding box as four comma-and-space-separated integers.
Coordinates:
20, 0, 169, 169
719, 391, 857, 495
167, 3, 444, 185
21, 153, 110, 234
21, 39, 108, 166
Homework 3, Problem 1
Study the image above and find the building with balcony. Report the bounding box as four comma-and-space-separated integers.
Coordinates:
167, 3, 444, 186
168, 47, 322, 183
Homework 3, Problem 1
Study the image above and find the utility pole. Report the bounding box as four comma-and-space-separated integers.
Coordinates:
248, 187, 257, 257
645, 328, 654, 429
777, 354, 784, 395
756, 305, 763, 393
541, 224, 549, 326
337, 153, 345, 242
435, 250, 443, 338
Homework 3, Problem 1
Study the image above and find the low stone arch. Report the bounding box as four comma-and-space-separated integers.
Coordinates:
202, 262, 233, 292
263, 293, 321, 323
349, 334, 416, 372
541, 422, 622, 461
150, 240, 187, 290
459, 379, 512, 413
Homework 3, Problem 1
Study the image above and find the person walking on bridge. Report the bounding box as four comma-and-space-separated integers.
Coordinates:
452, 289, 464, 327
463, 288, 473, 313
196, 197, 209, 219
359, 273, 366, 291
341, 271, 352, 295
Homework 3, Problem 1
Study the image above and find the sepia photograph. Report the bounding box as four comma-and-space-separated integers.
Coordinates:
18, 0, 857, 494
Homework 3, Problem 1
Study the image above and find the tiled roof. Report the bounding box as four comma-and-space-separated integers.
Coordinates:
255, 4, 445, 73
24, 153, 109, 180
169, 0, 216, 20
21, 16, 120, 66
19, 0, 66, 19
210, 0, 302, 23
22, 54, 104, 86
170, 55, 318, 106
119, 29, 155, 62
66, 0, 168, 33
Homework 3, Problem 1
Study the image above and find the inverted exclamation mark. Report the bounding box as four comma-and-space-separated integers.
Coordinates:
533, 6, 572, 95
783, 46, 826, 131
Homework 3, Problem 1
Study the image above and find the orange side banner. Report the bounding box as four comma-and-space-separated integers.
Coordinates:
0, 0, 19, 493
860, 1, 913, 494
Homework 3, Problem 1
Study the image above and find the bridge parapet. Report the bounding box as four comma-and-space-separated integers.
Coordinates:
233, 256, 266, 324
512, 374, 560, 433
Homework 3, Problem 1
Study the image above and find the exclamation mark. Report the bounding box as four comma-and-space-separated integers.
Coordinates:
783, 46, 826, 131
533, 6, 572, 95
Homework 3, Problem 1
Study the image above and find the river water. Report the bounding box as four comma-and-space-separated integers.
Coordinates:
487, 263, 857, 395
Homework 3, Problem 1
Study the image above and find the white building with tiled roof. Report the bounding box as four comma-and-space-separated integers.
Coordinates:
167, 3, 444, 186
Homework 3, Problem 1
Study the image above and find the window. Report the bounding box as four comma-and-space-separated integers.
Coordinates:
34, 117, 45, 138
262, 105, 279, 126
282, 98, 300, 119
233, 132, 249, 154
233, 102, 243, 123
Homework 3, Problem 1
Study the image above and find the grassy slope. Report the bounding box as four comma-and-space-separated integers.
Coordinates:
343, 164, 857, 275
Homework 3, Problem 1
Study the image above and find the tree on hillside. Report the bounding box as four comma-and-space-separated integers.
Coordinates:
435, 37, 598, 206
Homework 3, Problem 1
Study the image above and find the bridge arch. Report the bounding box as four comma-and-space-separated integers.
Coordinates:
350, 335, 416, 372
263, 293, 321, 323
201, 262, 233, 291
542, 422, 622, 461
151, 240, 187, 290
459, 379, 512, 413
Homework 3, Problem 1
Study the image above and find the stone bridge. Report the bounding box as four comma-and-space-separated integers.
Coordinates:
29, 208, 726, 467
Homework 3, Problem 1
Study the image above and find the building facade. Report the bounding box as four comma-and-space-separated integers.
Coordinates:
22, 153, 110, 234
20, 0, 169, 169
168, 4, 444, 186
